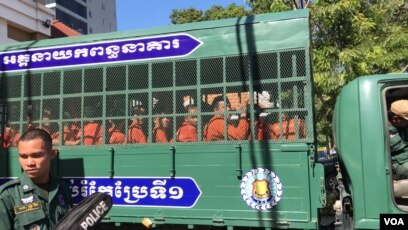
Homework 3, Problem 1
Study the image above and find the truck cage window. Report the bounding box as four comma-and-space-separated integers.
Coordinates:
0, 12, 314, 147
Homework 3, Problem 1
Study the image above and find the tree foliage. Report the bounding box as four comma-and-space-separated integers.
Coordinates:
310, 0, 408, 144
170, 8, 204, 25
170, 0, 408, 145
170, 4, 248, 24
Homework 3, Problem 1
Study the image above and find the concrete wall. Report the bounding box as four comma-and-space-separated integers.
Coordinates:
0, 0, 55, 43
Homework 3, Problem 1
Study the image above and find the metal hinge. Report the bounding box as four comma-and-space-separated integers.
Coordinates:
309, 144, 316, 167
212, 211, 224, 226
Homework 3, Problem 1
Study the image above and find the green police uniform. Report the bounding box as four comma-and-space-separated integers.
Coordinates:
390, 125, 408, 180
0, 172, 72, 230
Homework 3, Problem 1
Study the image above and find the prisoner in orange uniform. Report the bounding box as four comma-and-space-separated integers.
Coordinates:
176, 105, 198, 142
203, 95, 249, 141
152, 103, 171, 143
108, 120, 125, 144
2, 125, 20, 148
269, 113, 306, 140
65, 106, 102, 145
128, 105, 147, 144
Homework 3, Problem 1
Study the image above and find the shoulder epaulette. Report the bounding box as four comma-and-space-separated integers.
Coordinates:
0, 178, 20, 193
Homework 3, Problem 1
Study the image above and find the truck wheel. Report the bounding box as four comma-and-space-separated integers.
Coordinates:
326, 172, 338, 191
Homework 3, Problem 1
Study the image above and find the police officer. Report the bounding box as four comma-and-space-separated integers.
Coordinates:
0, 128, 72, 229
389, 100, 408, 180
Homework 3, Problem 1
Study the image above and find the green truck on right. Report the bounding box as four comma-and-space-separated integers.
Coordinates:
333, 73, 408, 229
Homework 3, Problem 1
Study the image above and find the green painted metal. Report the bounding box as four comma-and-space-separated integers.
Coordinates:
0, 10, 328, 229
333, 74, 408, 229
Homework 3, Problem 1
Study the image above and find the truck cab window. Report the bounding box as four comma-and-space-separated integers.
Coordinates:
385, 86, 408, 208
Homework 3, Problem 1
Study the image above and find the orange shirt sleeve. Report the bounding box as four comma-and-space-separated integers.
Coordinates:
128, 126, 147, 143
177, 124, 197, 142
205, 117, 249, 141
227, 119, 249, 140
83, 123, 102, 145
110, 131, 125, 144
204, 118, 224, 141
154, 128, 168, 143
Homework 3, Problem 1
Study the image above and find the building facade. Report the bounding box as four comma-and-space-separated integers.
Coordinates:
45, 0, 117, 35
0, 0, 55, 43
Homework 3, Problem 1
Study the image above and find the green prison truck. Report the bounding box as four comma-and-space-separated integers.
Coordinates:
0, 9, 407, 229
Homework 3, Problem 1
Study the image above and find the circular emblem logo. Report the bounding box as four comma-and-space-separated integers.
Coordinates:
240, 168, 283, 210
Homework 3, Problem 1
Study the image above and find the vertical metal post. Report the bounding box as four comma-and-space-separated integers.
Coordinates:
170, 146, 176, 177
235, 144, 242, 177
109, 148, 115, 178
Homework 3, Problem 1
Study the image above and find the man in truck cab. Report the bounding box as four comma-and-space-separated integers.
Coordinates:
389, 99, 408, 180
